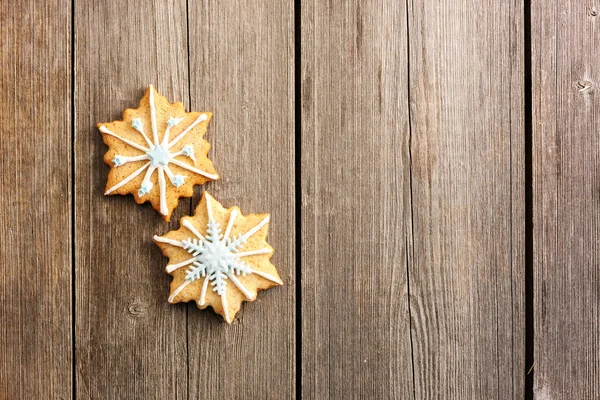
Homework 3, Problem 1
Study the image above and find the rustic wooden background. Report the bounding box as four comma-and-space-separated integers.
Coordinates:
0, 0, 598, 399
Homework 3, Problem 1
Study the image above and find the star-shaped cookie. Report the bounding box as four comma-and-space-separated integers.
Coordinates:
98, 85, 219, 221
154, 192, 283, 324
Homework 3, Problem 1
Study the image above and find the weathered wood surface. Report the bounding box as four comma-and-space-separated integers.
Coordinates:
0, 1, 72, 398
532, 1, 600, 398
74, 1, 189, 398
5, 0, 600, 398
301, 1, 414, 398
406, 0, 525, 398
302, 0, 525, 398
185, 1, 296, 398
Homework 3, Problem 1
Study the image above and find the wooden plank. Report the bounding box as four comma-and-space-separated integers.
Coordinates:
532, 1, 600, 397
185, 1, 296, 398
74, 1, 190, 397
407, 0, 525, 398
301, 1, 414, 398
0, 1, 72, 398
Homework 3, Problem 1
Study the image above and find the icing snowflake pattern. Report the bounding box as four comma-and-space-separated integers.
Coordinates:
99, 85, 218, 217
154, 194, 282, 323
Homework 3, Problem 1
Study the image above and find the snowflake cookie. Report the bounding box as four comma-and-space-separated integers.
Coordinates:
154, 192, 283, 324
98, 85, 219, 221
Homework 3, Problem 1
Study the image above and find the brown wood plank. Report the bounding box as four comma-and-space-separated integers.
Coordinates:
185, 1, 296, 398
0, 1, 72, 398
407, 0, 525, 398
301, 1, 414, 398
532, 1, 600, 397
74, 1, 190, 397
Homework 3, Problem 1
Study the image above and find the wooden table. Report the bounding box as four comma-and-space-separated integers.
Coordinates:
1, 0, 598, 398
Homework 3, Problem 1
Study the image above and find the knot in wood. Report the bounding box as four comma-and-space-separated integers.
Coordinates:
126, 301, 146, 316
577, 80, 593, 93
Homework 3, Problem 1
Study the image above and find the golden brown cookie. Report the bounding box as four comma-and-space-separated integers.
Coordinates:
154, 192, 283, 324
98, 85, 219, 221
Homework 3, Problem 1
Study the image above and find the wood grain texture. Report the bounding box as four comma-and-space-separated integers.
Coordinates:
406, 0, 525, 398
0, 1, 72, 398
9, 0, 600, 397
532, 1, 600, 398
186, 1, 296, 398
301, 1, 414, 398
74, 1, 190, 398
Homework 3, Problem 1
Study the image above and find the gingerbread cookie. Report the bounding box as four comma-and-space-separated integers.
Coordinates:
154, 192, 283, 324
98, 85, 219, 221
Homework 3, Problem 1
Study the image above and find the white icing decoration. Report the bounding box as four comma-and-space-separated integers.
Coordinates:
223, 209, 237, 240
171, 174, 186, 187
162, 116, 185, 146
155, 194, 282, 320
157, 166, 168, 216
170, 146, 197, 165
249, 269, 282, 282
167, 113, 208, 150
199, 277, 209, 306
182, 219, 205, 241
138, 165, 157, 197
99, 85, 217, 216
235, 248, 272, 258
167, 117, 184, 127
170, 159, 218, 180
154, 236, 183, 247
227, 273, 255, 300
105, 161, 151, 195
181, 144, 197, 165
112, 156, 125, 166
168, 279, 191, 303
131, 118, 154, 148
132, 118, 143, 130
165, 257, 196, 273
112, 154, 150, 167
138, 180, 153, 197
221, 293, 230, 323
100, 126, 149, 152
163, 165, 186, 187
147, 145, 171, 166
